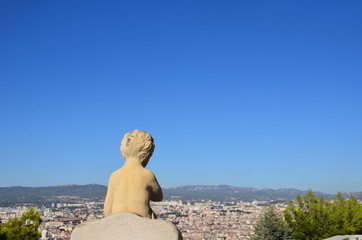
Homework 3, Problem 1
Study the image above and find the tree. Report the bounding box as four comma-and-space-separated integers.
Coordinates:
0, 220, 6, 240
252, 205, 293, 240
327, 193, 362, 235
284, 190, 362, 240
0, 208, 42, 240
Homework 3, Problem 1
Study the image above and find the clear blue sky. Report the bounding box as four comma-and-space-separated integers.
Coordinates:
1, 1, 361, 194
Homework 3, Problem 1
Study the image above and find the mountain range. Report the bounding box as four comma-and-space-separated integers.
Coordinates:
0, 184, 361, 206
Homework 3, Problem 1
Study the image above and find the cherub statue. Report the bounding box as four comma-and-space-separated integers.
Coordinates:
104, 130, 163, 219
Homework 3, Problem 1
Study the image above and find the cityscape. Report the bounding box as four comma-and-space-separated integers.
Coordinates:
1, 184, 362, 239
0, 195, 288, 240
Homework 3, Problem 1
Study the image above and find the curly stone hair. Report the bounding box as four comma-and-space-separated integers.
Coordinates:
120, 130, 155, 167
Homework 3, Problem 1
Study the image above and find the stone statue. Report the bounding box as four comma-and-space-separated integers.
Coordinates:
72, 130, 182, 240
104, 130, 163, 219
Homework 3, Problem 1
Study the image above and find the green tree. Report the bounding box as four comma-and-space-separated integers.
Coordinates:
327, 193, 362, 235
0, 220, 6, 240
252, 205, 293, 240
284, 190, 329, 239
284, 190, 362, 240
0, 208, 42, 240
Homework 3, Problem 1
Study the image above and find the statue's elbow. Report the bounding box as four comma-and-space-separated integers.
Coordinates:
158, 193, 163, 201
152, 191, 163, 202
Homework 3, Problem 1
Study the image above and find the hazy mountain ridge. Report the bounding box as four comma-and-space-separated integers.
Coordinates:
0, 184, 361, 205
165, 185, 334, 201
0, 184, 107, 205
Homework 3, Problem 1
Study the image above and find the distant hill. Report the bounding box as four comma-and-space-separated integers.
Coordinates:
0, 184, 107, 205
164, 185, 333, 202
0, 184, 361, 206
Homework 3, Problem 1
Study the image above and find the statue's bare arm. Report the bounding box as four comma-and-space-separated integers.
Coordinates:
147, 171, 163, 202
104, 174, 115, 216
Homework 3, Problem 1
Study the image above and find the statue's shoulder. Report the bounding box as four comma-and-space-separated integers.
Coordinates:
108, 169, 124, 181
142, 168, 156, 179
111, 168, 123, 175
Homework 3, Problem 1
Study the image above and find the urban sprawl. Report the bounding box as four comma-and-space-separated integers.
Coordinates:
0, 196, 288, 240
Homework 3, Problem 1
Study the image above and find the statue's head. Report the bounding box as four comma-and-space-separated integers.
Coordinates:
120, 130, 155, 167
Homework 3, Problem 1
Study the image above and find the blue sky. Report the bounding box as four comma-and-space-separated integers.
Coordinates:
1, 1, 361, 194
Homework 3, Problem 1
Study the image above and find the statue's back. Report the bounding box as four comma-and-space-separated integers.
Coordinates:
105, 166, 155, 218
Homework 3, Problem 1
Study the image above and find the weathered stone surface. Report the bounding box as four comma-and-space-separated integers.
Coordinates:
71, 212, 182, 240
104, 130, 163, 219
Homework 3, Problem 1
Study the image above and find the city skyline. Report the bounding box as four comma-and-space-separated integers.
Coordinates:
1, 1, 361, 194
